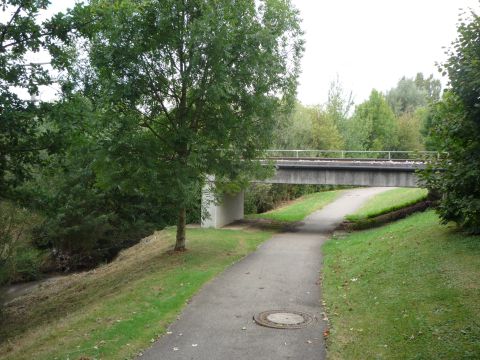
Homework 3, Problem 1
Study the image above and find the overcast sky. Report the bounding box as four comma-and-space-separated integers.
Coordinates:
293, 0, 480, 105
11, 0, 480, 104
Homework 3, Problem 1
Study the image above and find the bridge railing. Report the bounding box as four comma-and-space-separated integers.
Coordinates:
264, 150, 441, 161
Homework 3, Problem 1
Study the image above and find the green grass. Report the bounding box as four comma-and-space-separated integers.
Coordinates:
247, 190, 341, 222
346, 187, 428, 222
0, 227, 273, 360
322, 211, 480, 359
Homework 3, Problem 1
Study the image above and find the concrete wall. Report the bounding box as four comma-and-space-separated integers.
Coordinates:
201, 181, 244, 228
263, 168, 418, 187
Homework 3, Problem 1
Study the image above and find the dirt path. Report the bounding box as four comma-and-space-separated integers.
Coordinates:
140, 187, 391, 360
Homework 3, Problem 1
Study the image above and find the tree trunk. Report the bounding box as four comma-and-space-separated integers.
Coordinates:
174, 206, 187, 251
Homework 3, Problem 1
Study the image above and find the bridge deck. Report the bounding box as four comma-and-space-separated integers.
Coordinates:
268, 158, 426, 172
258, 158, 425, 187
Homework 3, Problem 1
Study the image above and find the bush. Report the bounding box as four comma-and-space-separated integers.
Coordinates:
423, 10, 480, 233
0, 201, 43, 285
420, 93, 480, 233
245, 183, 337, 214
30, 166, 172, 271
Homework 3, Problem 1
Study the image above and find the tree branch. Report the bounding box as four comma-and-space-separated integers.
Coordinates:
0, 4, 24, 47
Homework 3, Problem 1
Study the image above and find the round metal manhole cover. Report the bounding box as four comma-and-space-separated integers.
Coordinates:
253, 310, 313, 329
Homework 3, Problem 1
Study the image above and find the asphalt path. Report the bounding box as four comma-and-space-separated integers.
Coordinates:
140, 187, 391, 360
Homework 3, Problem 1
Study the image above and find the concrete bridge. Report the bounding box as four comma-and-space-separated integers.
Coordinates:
201, 150, 434, 228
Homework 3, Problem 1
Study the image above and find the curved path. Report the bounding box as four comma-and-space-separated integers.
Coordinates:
140, 187, 391, 360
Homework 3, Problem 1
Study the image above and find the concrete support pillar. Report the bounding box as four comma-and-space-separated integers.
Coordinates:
201, 179, 245, 228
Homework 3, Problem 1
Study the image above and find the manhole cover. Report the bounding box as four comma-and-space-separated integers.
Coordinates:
253, 310, 313, 329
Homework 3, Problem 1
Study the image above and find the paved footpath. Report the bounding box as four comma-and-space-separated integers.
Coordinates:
140, 187, 390, 360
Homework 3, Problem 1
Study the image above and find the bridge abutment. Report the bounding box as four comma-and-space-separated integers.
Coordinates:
201, 180, 244, 228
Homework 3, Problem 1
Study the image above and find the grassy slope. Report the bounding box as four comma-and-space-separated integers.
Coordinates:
346, 187, 428, 222
247, 190, 341, 222
322, 211, 480, 359
0, 227, 272, 360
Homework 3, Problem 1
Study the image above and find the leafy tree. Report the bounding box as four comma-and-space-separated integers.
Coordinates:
272, 102, 314, 149
396, 109, 425, 151
346, 90, 398, 151
386, 76, 427, 116
71, 0, 303, 250
311, 107, 344, 150
274, 77, 351, 151
23, 96, 175, 269
325, 76, 353, 136
414, 73, 441, 103
385, 73, 441, 150
0, 0, 73, 195
421, 10, 480, 233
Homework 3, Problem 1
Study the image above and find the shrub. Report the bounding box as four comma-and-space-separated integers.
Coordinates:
245, 183, 336, 215
0, 201, 43, 285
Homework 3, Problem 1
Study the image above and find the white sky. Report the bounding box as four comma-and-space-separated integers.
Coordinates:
7, 0, 480, 104
293, 0, 480, 105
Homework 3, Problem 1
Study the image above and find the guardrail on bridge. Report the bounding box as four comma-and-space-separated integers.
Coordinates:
264, 150, 442, 161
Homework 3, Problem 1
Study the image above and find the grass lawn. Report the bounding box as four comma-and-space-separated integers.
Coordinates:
346, 187, 428, 222
322, 211, 480, 359
0, 227, 273, 360
247, 190, 341, 222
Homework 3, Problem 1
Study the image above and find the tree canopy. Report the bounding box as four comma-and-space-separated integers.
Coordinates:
421, 9, 480, 233
69, 0, 304, 250
0, 0, 71, 195
346, 90, 398, 151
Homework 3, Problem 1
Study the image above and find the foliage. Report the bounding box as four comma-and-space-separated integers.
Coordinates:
0, 0, 74, 195
414, 73, 442, 103
421, 93, 480, 233
272, 102, 314, 149
247, 189, 341, 222
324, 76, 354, 136
68, 0, 304, 250
386, 73, 441, 116
273, 78, 351, 151
23, 96, 191, 270
0, 200, 43, 286
323, 211, 480, 359
311, 106, 345, 150
386, 76, 426, 116
386, 73, 441, 151
396, 109, 426, 151
346, 90, 398, 151
244, 183, 327, 214
420, 10, 480, 233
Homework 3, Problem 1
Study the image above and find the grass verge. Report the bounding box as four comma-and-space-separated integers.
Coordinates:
346, 188, 428, 223
246, 190, 341, 223
322, 211, 480, 359
0, 227, 272, 360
